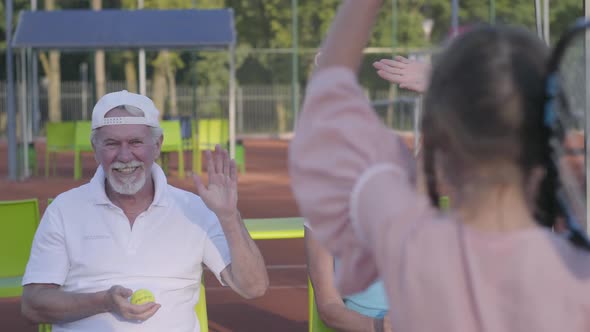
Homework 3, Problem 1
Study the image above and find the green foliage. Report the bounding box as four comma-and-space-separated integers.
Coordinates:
0, 0, 586, 84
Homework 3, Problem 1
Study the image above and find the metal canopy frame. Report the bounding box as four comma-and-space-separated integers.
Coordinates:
5, 7, 238, 180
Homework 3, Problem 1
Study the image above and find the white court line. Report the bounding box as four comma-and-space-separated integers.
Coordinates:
206, 284, 308, 291
265, 264, 306, 270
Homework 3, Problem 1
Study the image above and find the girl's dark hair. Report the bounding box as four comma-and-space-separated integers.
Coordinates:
422, 25, 558, 228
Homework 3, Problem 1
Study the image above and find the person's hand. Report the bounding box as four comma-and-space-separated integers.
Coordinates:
104, 285, 160, 321
192, 144, 239, 221
373, 56, 430, 93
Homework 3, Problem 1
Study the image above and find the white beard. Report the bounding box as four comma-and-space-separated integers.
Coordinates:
107, 161, 147, 195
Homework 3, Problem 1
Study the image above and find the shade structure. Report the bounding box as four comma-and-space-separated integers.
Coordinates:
12, 9, 235, 50
6, 8, 238, 180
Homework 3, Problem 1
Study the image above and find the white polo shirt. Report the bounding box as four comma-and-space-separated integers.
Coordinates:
23, 164, 231, 332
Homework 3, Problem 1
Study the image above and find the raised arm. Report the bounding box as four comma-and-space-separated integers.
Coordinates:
315, 0, 384, 74
193, 145, 268, 299
289, 0, 427, 296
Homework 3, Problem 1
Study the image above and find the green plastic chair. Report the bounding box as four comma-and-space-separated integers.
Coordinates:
198, 118, 229, 151
159, 120, 185, 179
308, 278, 335, 332
0, 198, 39, 298
440, 195, 450, 211
234, 140, 246, 174
195, 278, 208, 332
45, 122, 76, 177
39, 279, 208, 332
73, 121, 93, 180
191, 120, 202, 174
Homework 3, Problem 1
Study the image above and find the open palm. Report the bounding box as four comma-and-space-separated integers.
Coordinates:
193, 145, 238, 221
373, 56, 431, 93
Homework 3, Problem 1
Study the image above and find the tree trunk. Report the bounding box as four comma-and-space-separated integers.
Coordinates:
92, 0, 106, 99
45, 0, 61, 122
124, 51, 138, 93
48, 52, 61, 122
166, 57, 178, 118
152, 51, 168, 119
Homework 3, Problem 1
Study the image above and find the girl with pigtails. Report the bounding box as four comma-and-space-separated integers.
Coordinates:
289, 1, 590, 331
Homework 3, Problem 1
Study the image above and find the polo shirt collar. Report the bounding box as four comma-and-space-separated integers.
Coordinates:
89, 163, 171, 207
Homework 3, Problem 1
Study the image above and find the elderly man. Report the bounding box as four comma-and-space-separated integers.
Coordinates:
21, 90, 268, 331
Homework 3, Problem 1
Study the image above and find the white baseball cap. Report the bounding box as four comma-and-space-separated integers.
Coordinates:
91, 90, 160, 129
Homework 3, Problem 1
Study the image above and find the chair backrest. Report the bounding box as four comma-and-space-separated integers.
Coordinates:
196, 279, 208, 332
46, 122, 76, 151
74, 121, 93, 152
160, 120, 183, 152
308, 278, 335, 332
0, 199, 39, 278
198, 118, 229, 150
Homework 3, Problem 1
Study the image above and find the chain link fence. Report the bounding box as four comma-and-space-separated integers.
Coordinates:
0, 80, 420, 139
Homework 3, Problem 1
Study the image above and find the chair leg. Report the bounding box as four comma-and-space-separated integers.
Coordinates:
74, 150, 81, 180
45, 150, 50, 178
192, 136, 201, 174
178, 149, 185, 179
160, 153, 169, 175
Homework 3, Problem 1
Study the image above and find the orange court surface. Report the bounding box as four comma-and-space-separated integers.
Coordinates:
0, 138, 308, 332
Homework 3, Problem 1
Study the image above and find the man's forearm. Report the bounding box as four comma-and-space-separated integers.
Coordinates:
22, 285, 108, 324
219, 213, 269, 299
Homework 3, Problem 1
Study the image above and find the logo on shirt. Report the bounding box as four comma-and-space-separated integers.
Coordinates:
83, 235, 111, 240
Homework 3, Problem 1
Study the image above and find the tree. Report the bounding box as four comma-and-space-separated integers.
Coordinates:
92, 0, 106, 99
40, 0, 62, 122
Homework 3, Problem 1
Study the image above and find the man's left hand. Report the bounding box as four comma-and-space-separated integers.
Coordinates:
193, 144, 239, 222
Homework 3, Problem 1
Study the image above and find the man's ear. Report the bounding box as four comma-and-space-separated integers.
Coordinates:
91, 133, 99, 163
154, 134, 163, 159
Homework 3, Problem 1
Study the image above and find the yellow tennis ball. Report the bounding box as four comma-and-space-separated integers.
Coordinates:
130, 289, 155, 305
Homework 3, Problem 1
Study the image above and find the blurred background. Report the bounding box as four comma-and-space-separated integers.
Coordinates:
0, 0, 583, 141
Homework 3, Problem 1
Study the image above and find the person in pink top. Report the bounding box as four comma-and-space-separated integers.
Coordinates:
289, 1, 590, 331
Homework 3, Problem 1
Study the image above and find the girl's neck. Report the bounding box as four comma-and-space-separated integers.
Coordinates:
452, 183, 537, 232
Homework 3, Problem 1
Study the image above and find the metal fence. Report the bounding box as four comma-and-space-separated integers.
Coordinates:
0, 80, 419, 139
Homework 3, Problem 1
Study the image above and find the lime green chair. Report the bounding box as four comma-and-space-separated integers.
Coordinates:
160, 120, 185, 179
439, 196, 450, 211
0, 199, 39, 298
73, 121, 93, 180
195, 279, 208, 332
308, 278, 335, 332
191, 120, 202, 174
234, 140, 246, 174
45, 122, 76, 177
39, 279, 208, 332
198, 118, 229, 151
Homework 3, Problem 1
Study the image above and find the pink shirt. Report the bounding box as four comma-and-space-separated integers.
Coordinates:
289, 67, 590, 331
